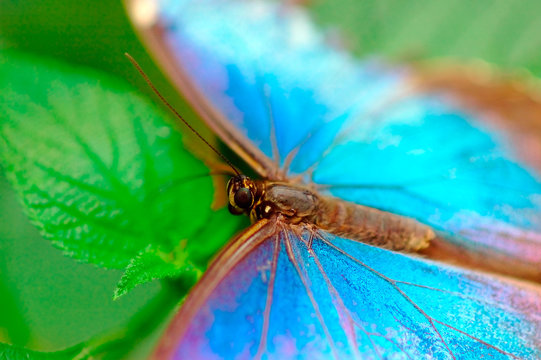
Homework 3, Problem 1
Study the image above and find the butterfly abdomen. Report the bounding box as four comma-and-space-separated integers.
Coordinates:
256, 180, 434, 252
313, 196, 435, 252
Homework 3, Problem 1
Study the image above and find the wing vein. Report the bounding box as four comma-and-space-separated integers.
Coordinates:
319, 236, 457, 358
320, 235, 523, 357
283, 228, 340, 359
308, 231, 365, 359
255, 234, 281, 359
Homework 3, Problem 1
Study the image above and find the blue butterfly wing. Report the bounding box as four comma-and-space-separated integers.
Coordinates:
137, 0, 541, 280
154, 220, 541, 359
151, 0, 404, 172
129, 0, 541, 357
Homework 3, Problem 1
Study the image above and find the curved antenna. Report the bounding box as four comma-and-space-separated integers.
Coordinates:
125, 53, 241, 176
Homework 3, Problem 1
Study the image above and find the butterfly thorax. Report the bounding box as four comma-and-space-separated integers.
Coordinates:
227, 175, 434, 252
227, 175, 316, 223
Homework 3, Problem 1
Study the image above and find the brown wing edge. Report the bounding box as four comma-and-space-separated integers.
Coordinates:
125, 0, 279, 179
420, 236, 541, 284
151, 218, 277, 359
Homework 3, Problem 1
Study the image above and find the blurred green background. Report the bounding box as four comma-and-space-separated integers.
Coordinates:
0, 1, 183, 356
0, 0, 540, 357
312, 0, 541, 76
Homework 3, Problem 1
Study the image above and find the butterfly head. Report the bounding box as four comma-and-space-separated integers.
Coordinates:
227, 175, 260, 216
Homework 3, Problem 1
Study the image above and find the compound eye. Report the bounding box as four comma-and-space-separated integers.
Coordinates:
228, 203, 244, 216
234, 187, 254, 209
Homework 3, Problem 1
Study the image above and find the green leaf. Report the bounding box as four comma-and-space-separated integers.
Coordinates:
114, 244, 200, 299
114, 207, 247, 297
311, 0, 541, 77
0, 50, 220, 273
0, 342, 84, 360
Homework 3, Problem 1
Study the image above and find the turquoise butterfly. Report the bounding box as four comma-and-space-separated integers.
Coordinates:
129, 0, 541, 358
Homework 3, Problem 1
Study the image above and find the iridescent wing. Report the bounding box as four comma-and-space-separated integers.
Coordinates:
127, 0, 541, 358
417, 65, 541, 175
154, 218, 541, 359
130, 0, 541, 281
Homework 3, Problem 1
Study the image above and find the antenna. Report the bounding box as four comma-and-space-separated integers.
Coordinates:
125, 52, 241, 176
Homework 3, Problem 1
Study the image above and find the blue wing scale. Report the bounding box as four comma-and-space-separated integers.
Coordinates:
156, 221, 541, 359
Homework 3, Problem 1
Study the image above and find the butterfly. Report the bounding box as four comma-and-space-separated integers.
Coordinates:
128, 0, 541, 358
